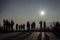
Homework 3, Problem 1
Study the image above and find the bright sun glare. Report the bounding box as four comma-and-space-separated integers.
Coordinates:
40, 11, 45, 16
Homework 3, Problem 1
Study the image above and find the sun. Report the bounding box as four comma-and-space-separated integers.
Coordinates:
40, 11, 45, 16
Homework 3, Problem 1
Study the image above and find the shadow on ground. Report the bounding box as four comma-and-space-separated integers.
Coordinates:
2, 32, 32, 40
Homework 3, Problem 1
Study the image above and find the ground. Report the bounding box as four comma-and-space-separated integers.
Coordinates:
0, 32, 60, 40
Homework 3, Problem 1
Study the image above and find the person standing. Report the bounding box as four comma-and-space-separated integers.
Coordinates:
39, 21, 42, 31
10, 20, 14, 31
31, 21, 36, 30
16, 24, 18, 31
27, 21, 30, 31
3, 19, 6, 31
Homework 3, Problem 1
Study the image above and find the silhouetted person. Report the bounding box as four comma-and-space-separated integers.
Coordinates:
8, 21, 11, 31
27, 21, 30, 31
3, 19, 6, 31
54, 22, 60, 32
31, 21, 36, 30
43, 21, 46, 31
22, 24, 25, 30
20, 24, 23, 30
5, 20, 9, 31
10, 20, 14, 31
20, 24, 25, 30
16, 24, 18, 31
19, 25, 21, 31
39, 21, 42, 30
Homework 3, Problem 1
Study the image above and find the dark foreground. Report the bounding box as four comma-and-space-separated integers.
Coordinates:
0, 32, 60, 40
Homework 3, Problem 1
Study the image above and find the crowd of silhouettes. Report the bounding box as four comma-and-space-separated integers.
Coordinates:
39, 21, 46, 31
16, 24, 25, 31
53, 22, 60, 32
15, 21, 36, 31
3, 20, 47, 32
3, 19, 14, 31
2, 19, 60, 32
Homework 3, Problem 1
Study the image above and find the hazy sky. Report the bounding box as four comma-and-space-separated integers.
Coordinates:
0, 0, 60, 26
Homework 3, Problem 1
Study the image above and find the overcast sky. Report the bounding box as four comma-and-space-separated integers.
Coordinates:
0, 0, 60, 26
